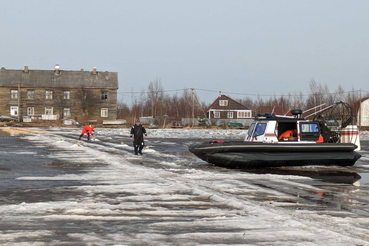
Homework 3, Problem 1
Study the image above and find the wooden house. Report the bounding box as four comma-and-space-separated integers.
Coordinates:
206, 94, 253, 127
0, 65, 118, 124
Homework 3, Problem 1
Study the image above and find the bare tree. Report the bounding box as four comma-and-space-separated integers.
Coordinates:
77, 87, 99, 118
238, 97, 254, 110
293, 91, 305, 110
147, 78, 164, 117
53, 89, 67, 119
305, 79, 332, 111
116, 101, 130, 119
179, 89, 192, 118
346, 87, 359, 114
334, 84, 346, 102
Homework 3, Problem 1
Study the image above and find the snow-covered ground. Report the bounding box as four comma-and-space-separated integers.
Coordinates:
42, 126, 369, 140
0, 128, 368, 245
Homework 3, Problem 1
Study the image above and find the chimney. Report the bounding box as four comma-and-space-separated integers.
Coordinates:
55, 64, 60, 74
92, 67, 97, 75
24, 66, 29, 73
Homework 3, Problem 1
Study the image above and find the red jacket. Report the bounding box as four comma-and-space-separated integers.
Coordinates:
81, 125, 92, 135
278, 129, 297, 140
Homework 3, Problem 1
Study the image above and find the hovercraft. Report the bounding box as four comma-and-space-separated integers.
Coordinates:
189, 102, 361, 168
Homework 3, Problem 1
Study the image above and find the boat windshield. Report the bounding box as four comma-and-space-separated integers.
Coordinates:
248, 123, 267, 137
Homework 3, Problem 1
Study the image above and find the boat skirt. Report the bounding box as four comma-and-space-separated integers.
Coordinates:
201, 151, 361, 168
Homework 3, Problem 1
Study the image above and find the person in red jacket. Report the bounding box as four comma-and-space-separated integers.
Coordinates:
278, 129, 297, 141
79, 125, 93, 141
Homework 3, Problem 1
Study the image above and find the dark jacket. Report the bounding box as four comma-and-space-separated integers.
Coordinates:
130, 124, 147, 145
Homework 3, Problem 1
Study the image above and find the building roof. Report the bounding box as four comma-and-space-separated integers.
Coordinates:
206, 94, 250, 112
258, 105, 287, 115
0, 66, 118, 89
354, 97, 369, 113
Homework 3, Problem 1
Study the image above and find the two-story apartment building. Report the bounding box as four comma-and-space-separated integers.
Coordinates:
0, 65, 118, 124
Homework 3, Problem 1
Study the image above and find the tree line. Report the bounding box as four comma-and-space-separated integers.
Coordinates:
117, 79, 368, 125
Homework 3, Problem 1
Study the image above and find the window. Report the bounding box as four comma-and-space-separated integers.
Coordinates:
238, 111, 246, 118
11, 90, 18, 99
45, 107, 53, 115
227, 112, 233, 118
10, 106, 18, 116
63, 108, 71, 117
101, 91, 108, 100
63, 91, 70, 100
301, 123, 319, 133
248, 123, 267, 137
237, 111, 250, 118
27, 90, 34, 99
219, 100, 228, 106
300, 123, 320, 141
45, 90, 53, 99
101, 108, 108, 117
214, 111, 220, 118
27, 107, 34, 116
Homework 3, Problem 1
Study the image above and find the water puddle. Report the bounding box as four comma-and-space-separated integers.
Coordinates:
44, 161, 107, 168
243, 168, 362, 184
163, 151, 196, 158
357, 172, 369, 186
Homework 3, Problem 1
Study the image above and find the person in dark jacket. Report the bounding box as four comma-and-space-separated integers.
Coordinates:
130, 120, 147, 155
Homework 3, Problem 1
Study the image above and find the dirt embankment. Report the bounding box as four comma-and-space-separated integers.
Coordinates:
0, 127, 44, 135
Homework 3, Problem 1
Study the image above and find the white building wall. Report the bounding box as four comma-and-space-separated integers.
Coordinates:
358, 99, 369, 127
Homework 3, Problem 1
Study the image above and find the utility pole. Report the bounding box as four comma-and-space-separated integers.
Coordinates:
193, 89, 211, 126
359, 89, 362, 129
191, 88, 195, 127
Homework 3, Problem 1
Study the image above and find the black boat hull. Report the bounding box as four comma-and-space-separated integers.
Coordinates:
189, 141, 361, 168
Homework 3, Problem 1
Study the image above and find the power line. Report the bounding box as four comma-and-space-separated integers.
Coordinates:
117, 87, 368, 98
117, 88, 186, 95
193, 88, 369, 97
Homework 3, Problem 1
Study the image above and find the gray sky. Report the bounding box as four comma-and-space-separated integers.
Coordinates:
1, 0, 368, 105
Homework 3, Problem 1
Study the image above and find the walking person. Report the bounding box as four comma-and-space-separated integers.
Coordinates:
79, 125, 93, 141
130, 120, 147, 155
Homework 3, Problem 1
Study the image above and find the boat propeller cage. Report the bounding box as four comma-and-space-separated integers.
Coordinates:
312, 102, 354, 143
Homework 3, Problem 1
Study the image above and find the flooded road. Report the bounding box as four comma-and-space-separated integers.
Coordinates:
0, 128, 368, 245
187, 139, 369, 216
151, 137, 369, 218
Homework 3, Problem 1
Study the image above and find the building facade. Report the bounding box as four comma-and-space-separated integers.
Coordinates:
0, 65, 118, 124
206, 94, 253, 127
357, 97, 369, 127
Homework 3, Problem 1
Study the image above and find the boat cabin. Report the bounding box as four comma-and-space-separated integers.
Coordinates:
247, 117, 321, 142
246, 110, 360, 150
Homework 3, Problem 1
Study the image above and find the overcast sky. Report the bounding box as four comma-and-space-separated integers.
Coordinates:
1, 0, 368, 104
